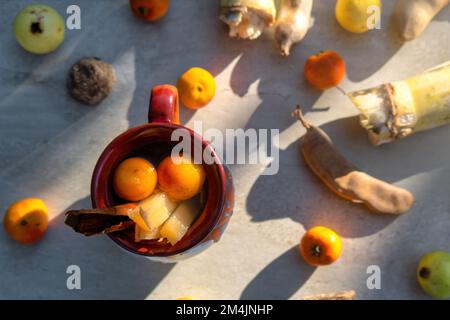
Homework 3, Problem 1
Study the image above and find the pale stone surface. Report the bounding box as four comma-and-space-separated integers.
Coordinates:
0, 0, 449, 299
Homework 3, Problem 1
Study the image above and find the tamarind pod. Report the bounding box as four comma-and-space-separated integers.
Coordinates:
294, 106, 414, 215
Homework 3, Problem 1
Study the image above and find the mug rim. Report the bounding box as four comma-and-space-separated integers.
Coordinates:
91, 121, 227, 257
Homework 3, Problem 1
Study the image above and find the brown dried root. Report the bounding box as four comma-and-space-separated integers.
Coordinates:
67, 57, 116, 105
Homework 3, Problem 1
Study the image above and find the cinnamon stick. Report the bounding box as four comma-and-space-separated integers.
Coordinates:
65, 205, 137, 236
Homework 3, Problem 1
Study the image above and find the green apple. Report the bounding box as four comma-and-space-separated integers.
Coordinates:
417, 251, 450, 299
13, 4, 65, 54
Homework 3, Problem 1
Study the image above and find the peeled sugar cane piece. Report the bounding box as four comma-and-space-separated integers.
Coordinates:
128, 206, 152, 232
348, 61, 450, 146
275, 0, 314, 56
160, 196, 202, 245
220, 0, 277, 40
138, 190, 179, 230
135, 225, 161, 242
394, 0, 450, 41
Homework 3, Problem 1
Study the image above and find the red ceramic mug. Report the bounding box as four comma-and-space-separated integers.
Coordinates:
91, 85, 234, 262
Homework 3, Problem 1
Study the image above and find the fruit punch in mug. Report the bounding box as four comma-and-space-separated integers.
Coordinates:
65, 85, 234, 262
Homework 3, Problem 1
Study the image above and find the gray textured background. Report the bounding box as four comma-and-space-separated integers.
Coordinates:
0, 0, 449, 299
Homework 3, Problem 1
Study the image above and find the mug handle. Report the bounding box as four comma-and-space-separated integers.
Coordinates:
148, 84, 180, 124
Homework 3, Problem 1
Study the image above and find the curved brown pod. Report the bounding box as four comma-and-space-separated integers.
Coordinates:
293, 106, 414, 215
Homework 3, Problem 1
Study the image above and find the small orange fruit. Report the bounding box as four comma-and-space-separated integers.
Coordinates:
177, 67, 216, 109
113, 157, 157, 201
304, 50, 346, 90
157, 156, 206, 201
4, 198, 49, 244
129, 0, 170, 22
300, 226, 342, 266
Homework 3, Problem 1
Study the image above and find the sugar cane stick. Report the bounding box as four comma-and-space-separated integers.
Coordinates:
347, 61, 450, 145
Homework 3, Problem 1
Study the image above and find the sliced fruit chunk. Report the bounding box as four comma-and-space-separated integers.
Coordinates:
160, 196, 202, 245
128, 206, 151, 232
135, 225, 161, 242
139, 190, 179, 230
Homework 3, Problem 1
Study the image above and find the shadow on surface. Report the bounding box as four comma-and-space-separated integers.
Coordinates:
304, 1, 404, 82
0, 196, 174, 299
246, 110, 450, 238
51, 196, 175, 299
241, 246, 315, 300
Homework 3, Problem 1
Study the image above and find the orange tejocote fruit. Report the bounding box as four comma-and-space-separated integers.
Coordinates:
113, 157, 158, 201
157, 156, 206, 201
3, 198, 49, 244
304, 50, 346, 90
177, 67, 216, 109
129, 0, 170, 22
300, 226, 342, 266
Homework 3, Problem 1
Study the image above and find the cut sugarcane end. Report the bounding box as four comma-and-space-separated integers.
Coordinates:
160, 196, 202, 245
348, 61, 450, 145
347, 82, 418, 146
347, 89, 393, 145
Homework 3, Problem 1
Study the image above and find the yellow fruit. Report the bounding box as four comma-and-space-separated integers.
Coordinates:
113, 157, 157, 202
3, 198, 49, 244
177, 67, 216, 109
157, 156, 206, 201
336, 0, 382, 34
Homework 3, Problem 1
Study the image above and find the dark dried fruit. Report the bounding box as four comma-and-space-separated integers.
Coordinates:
67, 57, 116, 105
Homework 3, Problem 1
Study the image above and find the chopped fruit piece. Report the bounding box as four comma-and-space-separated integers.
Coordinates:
135, 225, 161, 242
128, 206, 151, 232
160, 196, 202, 245
113, 157, 158, 202
157, 156, 206, 201
139, 190, 179, 230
